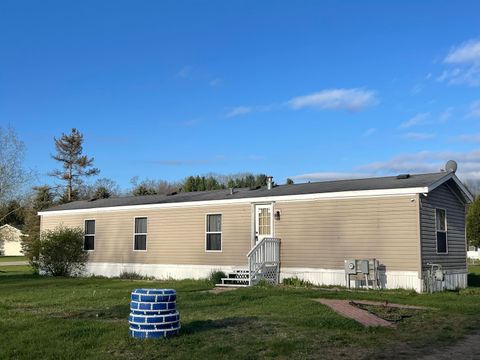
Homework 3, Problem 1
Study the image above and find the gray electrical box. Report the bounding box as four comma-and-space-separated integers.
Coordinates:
344, 259, 369, 275
345, 258, 380, 290
435, 269, 444, 281
345, 259, 357, 274
357, 260, 369, 274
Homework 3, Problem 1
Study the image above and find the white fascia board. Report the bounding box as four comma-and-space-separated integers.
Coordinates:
427, 172, 474, 203
38, 186, 428, 216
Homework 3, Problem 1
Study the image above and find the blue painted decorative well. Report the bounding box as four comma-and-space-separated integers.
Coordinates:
129, 289, 180, 339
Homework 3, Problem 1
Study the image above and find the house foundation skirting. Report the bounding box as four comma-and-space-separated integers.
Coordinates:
85, 262, 238, 280
280, 267, 423, 292
420, 269, 468, 292
85, 263, 468, 292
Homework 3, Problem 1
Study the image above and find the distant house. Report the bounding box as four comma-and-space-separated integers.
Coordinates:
39, 166, 472, 292
0, 224, 24, 256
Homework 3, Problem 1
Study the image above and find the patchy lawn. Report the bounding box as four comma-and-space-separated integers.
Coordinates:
0, 266, 479, 360
0, 256, 27, 263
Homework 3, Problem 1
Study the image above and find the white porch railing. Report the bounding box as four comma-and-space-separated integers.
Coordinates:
247, 237, 280, 286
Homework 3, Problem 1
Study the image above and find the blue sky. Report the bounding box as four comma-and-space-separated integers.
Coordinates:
1, 1, 480, 189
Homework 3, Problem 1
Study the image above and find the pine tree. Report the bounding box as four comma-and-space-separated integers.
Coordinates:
49, 128, 99, 202
286, 178, 294, 185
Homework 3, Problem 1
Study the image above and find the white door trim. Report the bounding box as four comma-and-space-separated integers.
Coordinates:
253, 203, 274, 246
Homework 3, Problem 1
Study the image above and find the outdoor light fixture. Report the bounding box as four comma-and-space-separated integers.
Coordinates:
274, 210, 281, 221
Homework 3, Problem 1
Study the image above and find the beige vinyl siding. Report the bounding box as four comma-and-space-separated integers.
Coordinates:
275, 195, 420, 271
41, 203, 252, 266
41, 194, 421, 272
419, 181, 467, 270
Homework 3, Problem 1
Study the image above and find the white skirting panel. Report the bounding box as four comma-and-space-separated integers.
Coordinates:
85, 262, 237, 280
280, 267, 423, 292
420, 270, 468, 292
85, 262, 467, 292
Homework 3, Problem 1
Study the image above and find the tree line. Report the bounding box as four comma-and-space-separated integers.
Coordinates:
1, 127, 295, 264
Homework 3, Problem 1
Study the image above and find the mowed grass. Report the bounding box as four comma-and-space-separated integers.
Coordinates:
0, 256, 27, 263
0, 266, 480, 360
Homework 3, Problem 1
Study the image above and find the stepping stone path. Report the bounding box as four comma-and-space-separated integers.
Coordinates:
315, 299, 396, 327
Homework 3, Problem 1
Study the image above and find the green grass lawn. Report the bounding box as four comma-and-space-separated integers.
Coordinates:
0, 266, 479, 360
0, 256, 27, 263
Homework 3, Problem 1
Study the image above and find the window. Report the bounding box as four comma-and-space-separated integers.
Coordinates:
206, 214, 222, 251
84, 220, 95, 251
436, 208, 447, 254
134, 217, 147, 251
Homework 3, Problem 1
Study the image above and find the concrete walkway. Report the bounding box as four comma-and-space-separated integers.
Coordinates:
315, 299, 395, 327
0, 261, 28, 266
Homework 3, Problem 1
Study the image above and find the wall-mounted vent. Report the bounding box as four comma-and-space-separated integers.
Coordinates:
396, 174, 410, 179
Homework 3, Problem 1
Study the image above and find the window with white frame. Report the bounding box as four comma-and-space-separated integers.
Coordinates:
206, 214, 222, 251
436, 208, 447, 254
84, 220, 95, 251
134, 217, 147, 251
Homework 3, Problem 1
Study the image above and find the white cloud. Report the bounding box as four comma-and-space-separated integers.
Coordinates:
438, 39, 480, 86
445, 40, 480, 64
226, 106, 252, 118
400, 112, 430, 128
362, 128, 377, 137
468, 100, 480, 118
359, 150, 480, 179
291, 150, 480, 183
177, 65, 193, 78
288, 88, 378, 112
403, 132, 436, 141
451, 134, 480, 143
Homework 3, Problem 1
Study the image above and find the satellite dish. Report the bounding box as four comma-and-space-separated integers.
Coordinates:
445, 160, 458, 173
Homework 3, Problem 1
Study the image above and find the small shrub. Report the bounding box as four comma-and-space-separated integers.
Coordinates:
209, 270, 226, 285
39, 226, 88, 276
118, 271, 154, 280
255, 279, 274, 287
282, 277, 313, 287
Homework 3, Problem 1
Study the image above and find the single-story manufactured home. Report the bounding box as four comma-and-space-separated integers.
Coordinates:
39, 165, 473, 292
0, 224, 25, 256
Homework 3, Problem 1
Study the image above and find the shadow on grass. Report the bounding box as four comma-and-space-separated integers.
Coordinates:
468, 273, 480, 287
182, 316, 258, 334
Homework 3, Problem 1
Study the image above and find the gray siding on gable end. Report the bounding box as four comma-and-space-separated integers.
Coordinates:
420, 180, 467, 270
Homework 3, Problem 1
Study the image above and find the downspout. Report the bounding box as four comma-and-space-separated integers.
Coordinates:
416, 193, 424, 292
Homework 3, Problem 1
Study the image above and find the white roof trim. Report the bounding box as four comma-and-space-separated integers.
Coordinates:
38, 187, 428, 216
0, 224, 21, 231
427, 172, 474, 202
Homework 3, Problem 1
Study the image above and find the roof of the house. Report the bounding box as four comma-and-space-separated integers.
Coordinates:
0, 224, 23, 233
40, 171, 473, 214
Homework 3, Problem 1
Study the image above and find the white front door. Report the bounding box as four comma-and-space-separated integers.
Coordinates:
255, 204, 273, 244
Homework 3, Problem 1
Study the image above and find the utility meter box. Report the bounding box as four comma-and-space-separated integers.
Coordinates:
435, 269, 445, 281
344, 259, 357, 274
357, 260, 370, 274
